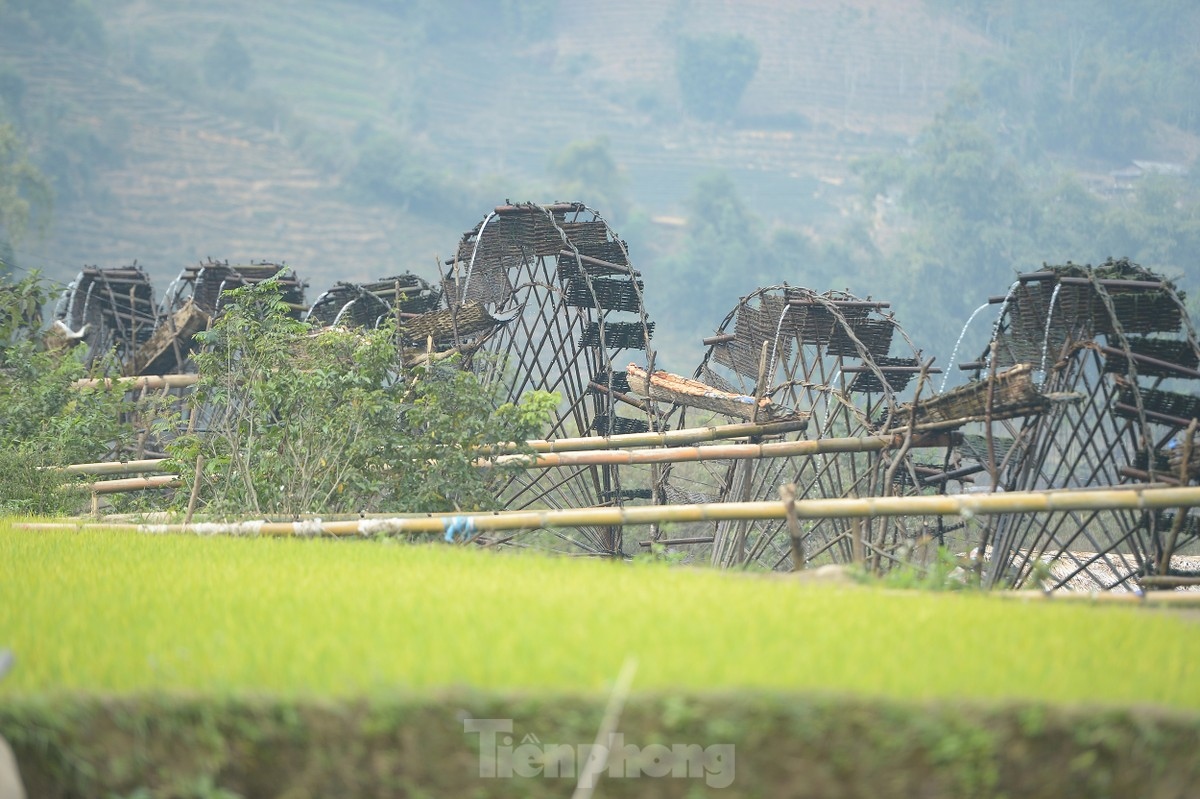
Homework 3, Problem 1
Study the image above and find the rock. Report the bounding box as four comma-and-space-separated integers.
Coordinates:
0, 737, 25, 799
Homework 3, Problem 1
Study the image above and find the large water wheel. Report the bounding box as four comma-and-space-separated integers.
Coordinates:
304, 273, 441, 329
948, 259, 1200, 591
436, 202, 659, 556
649, 285, 946, 570
54, 264, 158, 372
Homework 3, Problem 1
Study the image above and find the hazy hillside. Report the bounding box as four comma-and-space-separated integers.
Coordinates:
2, 0, 1196, 366
6, 0, 982, 288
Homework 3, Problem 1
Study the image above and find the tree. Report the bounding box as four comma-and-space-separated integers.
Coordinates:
1095, 175, 1200, 275
347, 132, 477, 222
0, 272, 132, 515
853, 91, 1037, 348
203, 27, 255, 92
676, 34, 761, 122
547, 137, 628, 220
0, 122, 52, 273
667, 172, 764, 328
170, 279, 558, 516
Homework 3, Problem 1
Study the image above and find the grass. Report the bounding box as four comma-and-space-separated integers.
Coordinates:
1, 523, 1198, 707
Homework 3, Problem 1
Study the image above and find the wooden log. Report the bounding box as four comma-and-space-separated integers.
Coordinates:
626, 363, 792, 422
133, 300, 210, 375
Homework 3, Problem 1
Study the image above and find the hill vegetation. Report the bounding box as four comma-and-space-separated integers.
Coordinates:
0, 0, 1197, 368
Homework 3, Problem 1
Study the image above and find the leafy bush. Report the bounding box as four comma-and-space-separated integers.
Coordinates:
0, 273, 132, 515
168, 278, 557, 517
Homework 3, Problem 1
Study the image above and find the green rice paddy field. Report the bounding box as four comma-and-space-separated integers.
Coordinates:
2, 522, 1198, 708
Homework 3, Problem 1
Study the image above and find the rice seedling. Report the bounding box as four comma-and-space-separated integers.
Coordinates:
1, 523, 1197, 709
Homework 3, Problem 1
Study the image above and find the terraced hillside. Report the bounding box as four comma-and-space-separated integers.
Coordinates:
8, 0, 985, 293
2, 23, 458, 292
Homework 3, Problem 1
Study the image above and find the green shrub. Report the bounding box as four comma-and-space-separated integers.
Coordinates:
167, 278, 557, 516
0, 273, 132, 515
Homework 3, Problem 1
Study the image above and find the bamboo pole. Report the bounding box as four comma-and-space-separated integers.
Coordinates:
636, 536, 715, 548
89, 475, 182, 495
61, 459, 167, 476
1139, 576, 1200, 588
485, 436, 895, 469
71, 374, 199, 390
483, 417, 812, 454
56, 419, 864, 475
19, 484, 1200, 537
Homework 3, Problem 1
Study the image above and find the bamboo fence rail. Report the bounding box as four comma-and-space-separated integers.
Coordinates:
62, 459, 168, 476
21, 484, 1200, 538
484, 435, 896, 469
488, 418, 812, 454
56, 420, 868, 485
71, 374, 199, 390
89, 475, 183, 495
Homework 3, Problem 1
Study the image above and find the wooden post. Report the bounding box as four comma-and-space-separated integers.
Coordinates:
730, 340, 772, 566
1158, 418, 1197, 579
779, 483, 806, 571
977, 338, 1001, 586
184, 455, 205, 525
852, 516, 864, 566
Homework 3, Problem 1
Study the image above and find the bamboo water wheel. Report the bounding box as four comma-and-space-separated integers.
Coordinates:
54, 264, 158, 371
948, 259, 1200, 591
138, 260, 309, 376
304, 273, 441, 329
439, 202, 658, 555
648, 285, 943, 570
160, 259, 308, 320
